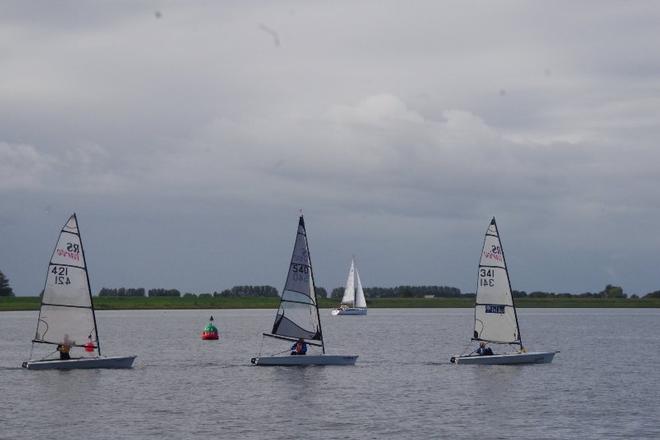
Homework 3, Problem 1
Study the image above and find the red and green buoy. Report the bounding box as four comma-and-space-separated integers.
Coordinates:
201, 316, 219, 340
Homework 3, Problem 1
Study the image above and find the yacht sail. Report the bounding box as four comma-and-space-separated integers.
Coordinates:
332, 257, 367, 315
33, 214, 100, 353
269, 215, 323, 346
340, 260, 356, 305
354, 264, 367, 308
252, 214, 358, 366
450, 217, 557, 365
23, 213, 136, 370
473, 217, 521, 345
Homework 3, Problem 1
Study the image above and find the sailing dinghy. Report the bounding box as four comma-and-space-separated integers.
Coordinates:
450, 218, 557, 365
331, 257, 367, 315
22, 214, 136, 370
251, 215, 358, 366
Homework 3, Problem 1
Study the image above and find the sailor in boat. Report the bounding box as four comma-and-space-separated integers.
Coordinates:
476, 341, 494, 356
57, 334, 74, 360
290, 338, 308, 355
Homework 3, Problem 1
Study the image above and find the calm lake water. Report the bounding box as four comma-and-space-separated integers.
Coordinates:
1, 308, 659, 439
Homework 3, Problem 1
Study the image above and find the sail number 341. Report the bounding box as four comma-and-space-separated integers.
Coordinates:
479, 268, 495, 287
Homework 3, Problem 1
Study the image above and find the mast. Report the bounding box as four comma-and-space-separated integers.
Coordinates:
303, 215, 325, 354
75, 213, 101, 356
494, 217, 523, 350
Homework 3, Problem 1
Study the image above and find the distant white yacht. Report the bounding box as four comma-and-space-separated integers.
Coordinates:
331, 257, 367, 316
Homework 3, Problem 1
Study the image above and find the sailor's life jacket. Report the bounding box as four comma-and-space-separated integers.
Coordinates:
291, 341, 308, 354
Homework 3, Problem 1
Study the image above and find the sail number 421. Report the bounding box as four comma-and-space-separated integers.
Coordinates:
479, 268, 495, 287
51, 266, 72, 285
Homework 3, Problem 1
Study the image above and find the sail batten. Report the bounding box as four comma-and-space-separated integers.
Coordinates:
271, 216, 323, 344
472, 218, 522, 346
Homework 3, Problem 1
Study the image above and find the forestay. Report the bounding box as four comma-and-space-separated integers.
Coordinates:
473, 218, 522, 346
33, 214, 100, 353
271, 216, 322, 343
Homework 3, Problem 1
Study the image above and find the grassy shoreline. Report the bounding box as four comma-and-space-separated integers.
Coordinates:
1, 296, 659, 311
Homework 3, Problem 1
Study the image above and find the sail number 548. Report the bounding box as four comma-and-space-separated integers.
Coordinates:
291, 263, 309, 281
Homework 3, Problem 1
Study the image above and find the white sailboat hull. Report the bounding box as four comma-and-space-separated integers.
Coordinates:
251, 354, 358, 366
331, 308, 367, 316
22, 355, 137, 370
450, 351, 557, 365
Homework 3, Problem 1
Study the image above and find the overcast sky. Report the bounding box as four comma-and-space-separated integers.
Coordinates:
2, 1, 660, 297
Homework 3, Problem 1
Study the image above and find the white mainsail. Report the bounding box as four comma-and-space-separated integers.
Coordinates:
270, 215, 323, 343
340, 260, 356, 305
33, 214, 100, 354
473, 218, 521, 346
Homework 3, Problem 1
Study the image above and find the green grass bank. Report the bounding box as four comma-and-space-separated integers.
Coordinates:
2, 296, 659, 311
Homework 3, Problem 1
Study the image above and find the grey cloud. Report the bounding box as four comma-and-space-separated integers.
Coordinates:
2, 2, 660, 297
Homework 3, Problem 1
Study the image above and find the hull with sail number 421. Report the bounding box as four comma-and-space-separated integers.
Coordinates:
22, 356, 136, 370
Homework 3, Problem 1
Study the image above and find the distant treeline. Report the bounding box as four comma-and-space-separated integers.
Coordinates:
330, 285, 463, 299
99, 288, 182, 297
29, 280, 660, 301
214, 286, 278, 297
97, 285, 281, 298
99, 287, 146, 297
510, 284, 629, 299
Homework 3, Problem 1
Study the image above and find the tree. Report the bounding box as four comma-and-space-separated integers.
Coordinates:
644, 290, 660, 299
600, 284, 625, 298
148, 288, 181, 297
98, 287, 146, 297
0, 270, 15, 297
330, 287, 344, 299
214, 286, 279, 297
